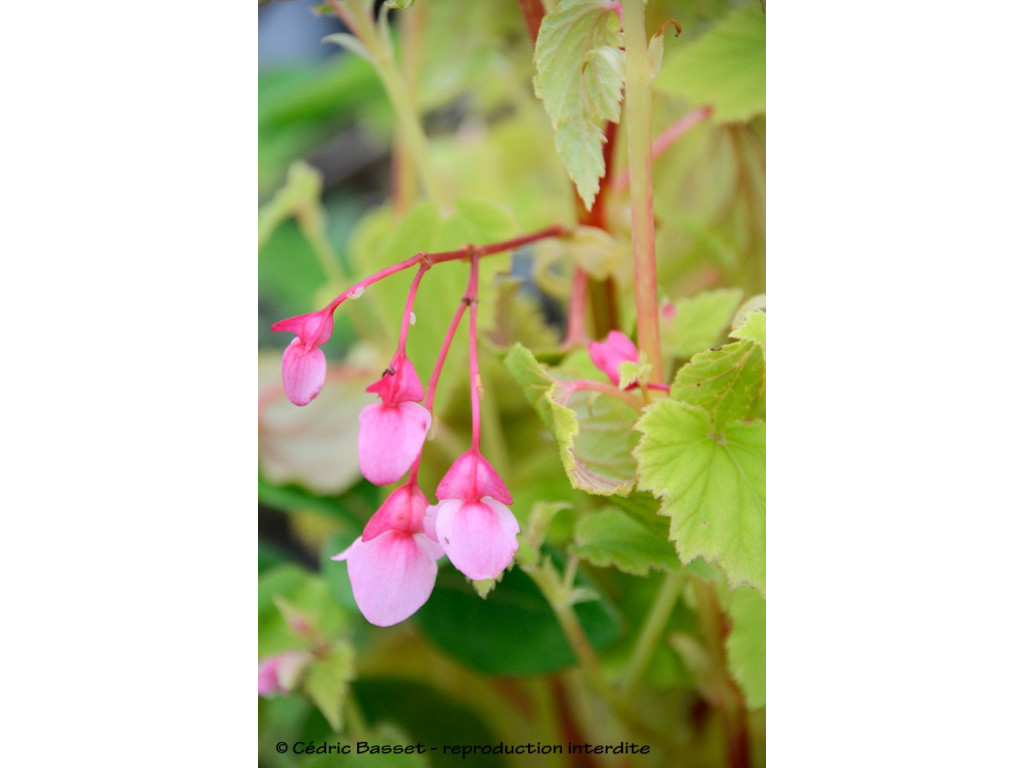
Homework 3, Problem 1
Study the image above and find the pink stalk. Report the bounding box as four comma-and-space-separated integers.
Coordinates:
611, 106, 712, 192
467, 251, 482, 451
563, 267, 589, 349
397, 264, 428, 355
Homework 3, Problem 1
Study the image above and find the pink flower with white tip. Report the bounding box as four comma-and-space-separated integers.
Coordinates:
588, 330, 639, 386
425, 450, 519, 581
271, 308, 335, 406
357, 352, 431, 485
332, 481, 444, 626
257, 651, 310, 697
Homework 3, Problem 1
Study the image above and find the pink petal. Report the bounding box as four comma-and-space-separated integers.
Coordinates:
588, 330, 638, 386
340, 530, 442, 626
357, 402, 431, 485
434, 497, 520, 581
436, 451, 512, 504
366, 352, 425, 404
272, 310, 334, 346
258, 651, 309, 696
282, 339, 327, 406
423, 504, 439, 542
363, 483, 428, 541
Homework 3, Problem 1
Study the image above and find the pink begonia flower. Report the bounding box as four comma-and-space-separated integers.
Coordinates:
587, 330, 639, 386
257, 651, 310, 697
358, 352, 431, 485
332, 483, 444, 626
271, 309, 335, 406
427, 450, 519, 581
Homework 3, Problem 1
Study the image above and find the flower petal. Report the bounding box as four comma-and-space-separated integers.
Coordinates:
363, 483, 428, 541
272, 310, 334, 346
357, 402, 431, 485
588, 330, 638, 386
342, 530, 441, 626
434, 497, 520, 581
436, 451, 512, 504
282, 339, 327, 406
366, 352, 425, 404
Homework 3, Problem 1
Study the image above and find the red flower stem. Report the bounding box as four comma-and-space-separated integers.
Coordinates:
396, 264, 427, 355
467, 250, 482, 451
610, 105, 712, 192
564, 268, 589, 348
323, 224, 568, 315
407, 263, 476, 483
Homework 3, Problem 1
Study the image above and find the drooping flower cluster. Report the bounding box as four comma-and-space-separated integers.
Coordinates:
273, 251, 519, 628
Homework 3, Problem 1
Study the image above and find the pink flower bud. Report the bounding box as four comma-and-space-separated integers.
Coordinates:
362, 482, 429, 541
272, 309, 335, 406
587, 330, 638, 386
357, 402, 431, 485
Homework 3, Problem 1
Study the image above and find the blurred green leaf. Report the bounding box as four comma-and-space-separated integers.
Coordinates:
726, 586, 766, 709
259, 565, 350, 656
570, 508, 679, 576
303, 643, 356, 732
655, 3, 766, 123
415, 562, 620, 675
662, 288, 745, 361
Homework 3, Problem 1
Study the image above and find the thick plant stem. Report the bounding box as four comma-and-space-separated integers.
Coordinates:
619, 570, 684, 698
621, 0, 663, 383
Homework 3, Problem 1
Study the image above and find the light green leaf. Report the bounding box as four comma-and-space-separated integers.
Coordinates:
726, 586, 766, 709
322, 33, 371, 63
670, 339, 765, 425
505, 343, 639, 495
662, 288, 744, 360
571, 508, 680, 575
731, 308, 766, 352
303, 643, 355, 732
534, 0, 625, 209
618, 356, 652, 390
635, 400, 765, 593
655, 3, 766, 123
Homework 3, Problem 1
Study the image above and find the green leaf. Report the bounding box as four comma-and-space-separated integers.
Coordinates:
670, 339, 765, 425
655, 3, 766, 123
726, 586, 766, 709
731, 308, 766, 352
414, 563, 620, 675
534, 0, 625, 209
570, 508, 679, 576
662, 288, 744, 360
635, 401, 765, 593
504, 343, 639, 495
303, 643, 355, 732
259, 566, 349, 656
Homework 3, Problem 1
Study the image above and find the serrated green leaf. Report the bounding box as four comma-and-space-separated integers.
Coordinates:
618, 357, 652, 390
731, 308, 765, 352
662, 288, 744, 360
670, 340, 765, 424
635, 401, 765, 593
655, 3, 766, 123
726, 586, 766, 709
534, 0, 625, 209
570, 508, 679, 575
504, 343, 639, 495
303, 643, 355, 732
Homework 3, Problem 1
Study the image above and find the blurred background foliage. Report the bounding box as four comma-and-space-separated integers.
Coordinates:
259, 1, 764, 766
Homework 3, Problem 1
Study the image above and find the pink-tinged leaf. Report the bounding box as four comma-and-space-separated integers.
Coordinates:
366, 352, 425, 404
282, 339, 327, 406
588, 330, 638, 385
436, 451, 513, 505
357, 402, 431, 485
334, 531, 444, 626
434, 498, 520, 581
362, 483, 428, 541
272, 309, 334, 347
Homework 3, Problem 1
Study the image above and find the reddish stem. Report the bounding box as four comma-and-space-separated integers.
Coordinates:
516, 0, 545, 45
467, 251, 482, 451
396, 264, 427, 355
611, 105, 712, 192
